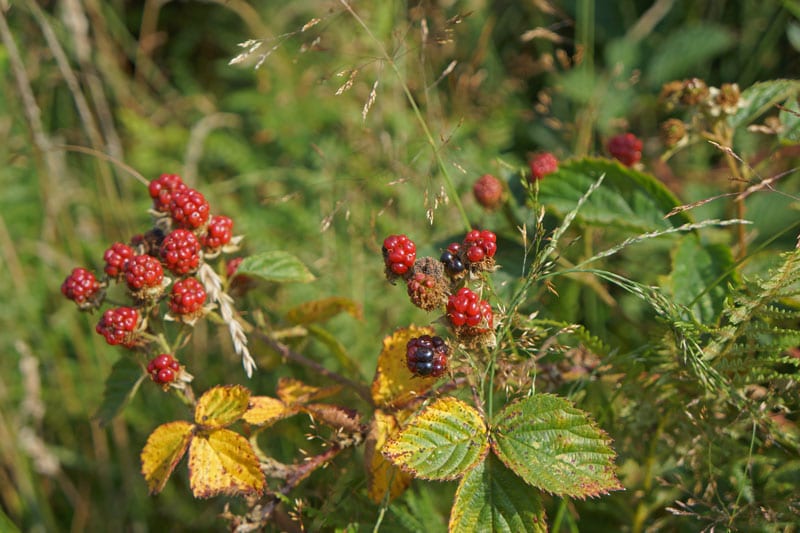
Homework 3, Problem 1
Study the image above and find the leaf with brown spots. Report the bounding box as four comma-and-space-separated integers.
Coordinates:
188, 428, 265, 499
194, 385, 251, 429
140, 421, 193, 495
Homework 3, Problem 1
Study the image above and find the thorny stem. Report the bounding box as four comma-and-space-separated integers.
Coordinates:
339, 0, 472, 232
251, 328, 373, 404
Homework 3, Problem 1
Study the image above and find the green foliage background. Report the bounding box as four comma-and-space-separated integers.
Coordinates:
1, 0, 799, 531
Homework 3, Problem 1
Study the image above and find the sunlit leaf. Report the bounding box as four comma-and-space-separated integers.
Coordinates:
276, 378, 341, 405
140, 421, 193, 495
383, 397, 489, 481
188, 428, 265, 499
242, 396, 298, 426
371, 326, 439, 409
94, 356, 147, 427
365, 410, 412, 503
449, 454, 547, 533
536, 158, 692, 232
491, 394, 622, 499
285, 296, 363, 324
194, 385, 251, 429
236, 251, 315, 283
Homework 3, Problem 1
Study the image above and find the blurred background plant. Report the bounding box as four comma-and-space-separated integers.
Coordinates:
1, 0, 799, 531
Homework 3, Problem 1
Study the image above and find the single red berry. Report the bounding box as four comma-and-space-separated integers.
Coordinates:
96, 307, 140, 347
529, 152, 559, 181
382, 234, 416, 277
149, 174, 188, 213
103, 242, 135, 279
168, 277, 207, 318
124, 254, 164, 292
61, 267, 102, 308
147, 353, 181, 385
406, 335, 449, 377
473, 174, 504, 210
169, 188, 210, 230
447, 287, 493, 334
607, 133, 643, 167
227, 257, 244, 278
160, 229, 201, 275
203, 215, 234, 251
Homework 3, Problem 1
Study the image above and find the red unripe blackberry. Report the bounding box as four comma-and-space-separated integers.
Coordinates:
382, 234, 416, 277
169, 188, 210, 230
406, 335, 449, 378
203, 215, 234, 251
149, 173, 188, 213
147, 353, 181, 385
473, 174, 504, 210
607, 133, 643, 167
529, 152, 559, 181
447, 287, 493, 334
168, 277, 207, 318
124, 254, 164, 292
160, 229, 201, 275
61, 267, 102, 309
463, 229, 497, 269
103, 242, 135, 279
96, 307, 140, 347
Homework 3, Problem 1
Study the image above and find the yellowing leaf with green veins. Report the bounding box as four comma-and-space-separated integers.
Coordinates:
242, 396, 298, 426
276, 377, 341, 405
285, 296, 363, 324
383, 397, 489, 481
194, 385, 251, 429
449, 454, 547, 533
491, 394, 622, 499
371, 326, 439, 409
140, 421, 193, 495
188, 428, 265, 499
365, 410, 412, 503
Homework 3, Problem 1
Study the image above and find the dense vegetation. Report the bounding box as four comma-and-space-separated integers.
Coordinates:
2, 1, 799, 531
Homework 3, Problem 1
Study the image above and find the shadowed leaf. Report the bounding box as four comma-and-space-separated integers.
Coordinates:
276, 378, 341, 405
450, 454, 547, 533
365, 410, 413, 503
285, 296, 363, 324
371, 326, 439, 409
94, 357, 147, 427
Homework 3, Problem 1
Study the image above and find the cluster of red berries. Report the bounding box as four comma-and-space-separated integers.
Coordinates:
406, 335, 449, 378
147, 354, 182, 386
607, 133, 642, 167
61, 173, 241, 389
382, 229, 498, 379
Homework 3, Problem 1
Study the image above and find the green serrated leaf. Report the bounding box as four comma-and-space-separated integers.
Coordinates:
491, 394, 622, 499
449, 454, 546, 533
666, 233, 736, 324
236, 251, 315, 283
730, 79, 800, 129
383, 397, 489, 481
93, 357, 146, 427
644, 23, 734, 87
537, 157, 691, 232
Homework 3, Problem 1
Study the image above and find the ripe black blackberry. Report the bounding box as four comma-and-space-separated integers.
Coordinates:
406, 335, 449, 378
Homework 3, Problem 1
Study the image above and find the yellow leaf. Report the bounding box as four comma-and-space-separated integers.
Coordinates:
194, 385, 251, 429
371, 326, 439, 408
276, 377, 341, 405
285, 296, 363, 324
140, 421, 193, 495
365, 410, 412, 503
189, 428, 266, 499
242, 396, 299, 426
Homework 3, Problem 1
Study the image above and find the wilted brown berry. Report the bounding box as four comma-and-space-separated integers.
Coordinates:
661, 119, 687, 148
